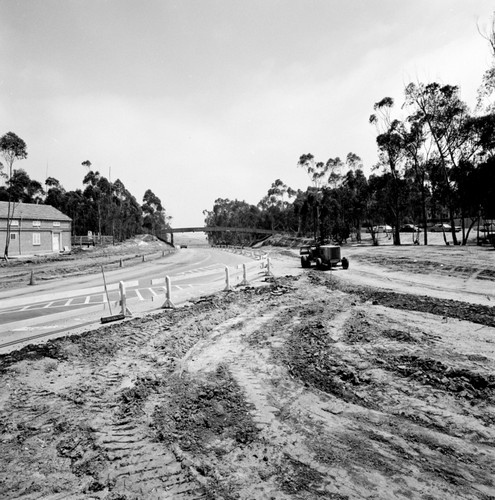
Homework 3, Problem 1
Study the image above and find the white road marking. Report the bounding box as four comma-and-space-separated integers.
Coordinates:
135, 289, 144, 301
149, 288, 158, 296
43, 302, 54, 309
84, 296, 91, 304
65, 298, 73, 306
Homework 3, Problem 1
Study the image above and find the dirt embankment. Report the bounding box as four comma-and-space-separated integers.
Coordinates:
1, 266, 494, 499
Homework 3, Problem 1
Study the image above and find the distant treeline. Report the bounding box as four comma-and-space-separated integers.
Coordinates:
204, 20, 495, 247
0, 158, 170, 241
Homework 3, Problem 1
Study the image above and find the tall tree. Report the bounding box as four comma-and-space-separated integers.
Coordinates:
142, 189, 168, 236
82, 169, 102, 236
476, 12, 495, 113
401, 115, 430, 244
326, 157, 344, 189
0, 132, 28, 259
297, 154, 328, 189
346, 152, 363, 172
7, 169, 44, 203
257, 179, 296, 232
404, 82, 474, 244
369, 97, 406, 245
342, 168, 368, 242
44, 177, 66, 212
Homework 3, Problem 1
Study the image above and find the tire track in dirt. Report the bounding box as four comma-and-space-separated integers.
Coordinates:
180, 297, 358, 498
97, 419, 201, 499
81, 325, 208, 499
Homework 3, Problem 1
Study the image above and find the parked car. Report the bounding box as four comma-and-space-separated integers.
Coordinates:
400, 224, 420, 232
481, 223, 495, 232
368, 225, 392, 233
430, 223, 451, 232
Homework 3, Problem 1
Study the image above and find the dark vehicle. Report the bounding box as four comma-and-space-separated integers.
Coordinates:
300, 244, 349, 270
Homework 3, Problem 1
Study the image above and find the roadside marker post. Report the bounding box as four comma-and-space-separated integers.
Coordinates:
240, 263, 249, 285
265, 257, 272, 276
161, 276, 176, 309
119, 281, 132, 317
224, 266, 233, 291
100, 266, 125, 323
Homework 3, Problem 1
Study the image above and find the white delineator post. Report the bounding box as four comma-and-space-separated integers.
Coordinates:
224, 266, 232, 291
119, 280, 132, 316
240, 263, 249, 285
161, 275, 175, 309
266, 257, 272, 276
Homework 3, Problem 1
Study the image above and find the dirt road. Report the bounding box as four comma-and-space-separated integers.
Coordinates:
1, 242, 494, 499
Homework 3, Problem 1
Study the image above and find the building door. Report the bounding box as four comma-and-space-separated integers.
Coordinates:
52, 232, 60, 252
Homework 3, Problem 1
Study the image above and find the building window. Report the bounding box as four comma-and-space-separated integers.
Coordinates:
10, 220, 19, 227
32, 220, 41, 227
53, 221, 60, 227
33, 233, 41, 246
10, 233, 16, 240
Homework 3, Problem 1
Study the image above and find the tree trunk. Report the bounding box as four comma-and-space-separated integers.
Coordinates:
3, 198, 12, 259
449, 207, 458, 245
421, 173, 428, 245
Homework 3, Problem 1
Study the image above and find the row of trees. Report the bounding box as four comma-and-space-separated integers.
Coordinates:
0, 133, 170, 258
204, 16, 495, 246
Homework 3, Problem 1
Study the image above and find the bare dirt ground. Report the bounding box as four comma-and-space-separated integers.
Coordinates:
1, 238, 495, 499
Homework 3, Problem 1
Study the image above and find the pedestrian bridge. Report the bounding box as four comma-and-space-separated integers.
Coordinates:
158, 226, 278, 245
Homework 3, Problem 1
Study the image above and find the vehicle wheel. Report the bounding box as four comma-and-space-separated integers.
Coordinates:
342, 257, 349, 270
315, 258, 323, 269
301, 256, 310, 268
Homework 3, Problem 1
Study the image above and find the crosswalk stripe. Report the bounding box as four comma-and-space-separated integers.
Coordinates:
149, 288, 158, 296
84, 296, 91, 304
65, 298, 73, 306
135, 289, 144, 301
43, 302, 54, 309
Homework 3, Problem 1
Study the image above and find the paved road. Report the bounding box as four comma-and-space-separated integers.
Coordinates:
0, 247, 267, 351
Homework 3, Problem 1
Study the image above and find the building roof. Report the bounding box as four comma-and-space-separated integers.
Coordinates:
0, 201, 72, 222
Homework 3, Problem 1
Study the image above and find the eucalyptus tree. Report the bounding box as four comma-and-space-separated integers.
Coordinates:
82, 169, 103, 236
0, 131, 28, 258
476, 12, 495, 113
64, 189, 86, 235
369, 97, 406, 245
404, 83, 476, 244
142, 189, 165, 236
204, 198, 260, 245
112, 179, 142, 241
7, 169, 44, 203
342, 168, 368, 242
346, 152, 364, 171
258, 179, 297, 232
326, 157, 344, 189
401, 115, 431, 244
44, 177, 66, 212
297, 153, 329, 189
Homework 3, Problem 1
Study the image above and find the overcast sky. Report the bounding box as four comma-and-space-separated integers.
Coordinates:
1, 1, 494, 226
